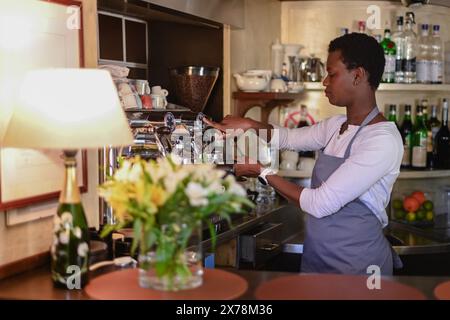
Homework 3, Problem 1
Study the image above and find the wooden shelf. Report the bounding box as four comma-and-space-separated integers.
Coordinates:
232, 91, 305, 124
232, 91, 304, 100
279, 168, 450, 179
398, 170, 450, 179
304, 82, 450, 92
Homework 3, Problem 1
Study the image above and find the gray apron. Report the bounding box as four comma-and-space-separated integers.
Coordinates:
301, 107, 402, 275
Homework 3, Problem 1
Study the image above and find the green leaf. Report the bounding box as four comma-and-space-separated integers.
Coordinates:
207, 221, 217, 250
131, 219, 142, 255
99, 224, 116, 238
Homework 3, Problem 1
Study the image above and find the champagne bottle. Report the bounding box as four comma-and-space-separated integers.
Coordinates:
412, 106, 428, 170
400, 105, 413, 168
434, 99, 450, 169
51, 151, 90, 288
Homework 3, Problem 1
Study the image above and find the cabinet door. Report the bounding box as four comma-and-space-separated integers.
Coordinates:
125, 20, 147, 64
98, 13, 124, 61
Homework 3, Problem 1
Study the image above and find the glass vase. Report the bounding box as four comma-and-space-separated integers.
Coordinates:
138, 221, 203, 291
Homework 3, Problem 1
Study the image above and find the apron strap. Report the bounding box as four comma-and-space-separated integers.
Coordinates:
322, 120, 345, 151
343, 107, 380, 159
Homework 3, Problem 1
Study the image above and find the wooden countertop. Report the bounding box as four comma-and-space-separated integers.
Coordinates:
0, 265, 447, 300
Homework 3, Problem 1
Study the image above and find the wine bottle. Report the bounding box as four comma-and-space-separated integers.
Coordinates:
434, 99, 450, 169
51, 152, 90, 288
429, 105, 441, 140
428, 105, 441, 169
412, 106, 428, 170
400, 105, 413, 168
388, 104, 400, 132
421, 99, 434, 169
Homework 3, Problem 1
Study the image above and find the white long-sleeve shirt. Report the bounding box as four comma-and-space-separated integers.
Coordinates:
271, 115, 404, 227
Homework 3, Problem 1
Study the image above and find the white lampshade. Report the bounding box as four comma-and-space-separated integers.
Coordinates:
2, 68, 133, 149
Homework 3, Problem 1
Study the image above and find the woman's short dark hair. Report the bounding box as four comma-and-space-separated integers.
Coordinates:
328, 33, 385, 90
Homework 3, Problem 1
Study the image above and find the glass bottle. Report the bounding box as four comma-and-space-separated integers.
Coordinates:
434, 99, 450, 169
51, 151, 90, 288
421, 100, 434, 169
392, 16, 405, 83
416, 24, 431, 84
381, 29, 396, 83
400, 105, 413, 168
429, 104, 442, 141
412, 106, 428, 170
430, 25, 444, 84
388, 104, 400, 132
404, 14, 418, 83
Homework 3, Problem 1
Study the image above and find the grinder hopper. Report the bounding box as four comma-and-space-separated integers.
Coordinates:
169, 66, 220, 113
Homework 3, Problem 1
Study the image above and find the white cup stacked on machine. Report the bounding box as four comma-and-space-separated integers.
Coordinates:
151, 85, 169, 109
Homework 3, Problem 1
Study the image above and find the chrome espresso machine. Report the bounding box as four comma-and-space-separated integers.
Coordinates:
98, 66, 258, 257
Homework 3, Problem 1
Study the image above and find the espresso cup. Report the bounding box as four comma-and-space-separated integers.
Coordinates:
151, 85, 169, 97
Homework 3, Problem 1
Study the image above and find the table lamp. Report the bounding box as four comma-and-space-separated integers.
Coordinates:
2, 69, 133, 288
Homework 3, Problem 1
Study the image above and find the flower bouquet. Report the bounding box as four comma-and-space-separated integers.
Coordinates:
99, 156, 253, 291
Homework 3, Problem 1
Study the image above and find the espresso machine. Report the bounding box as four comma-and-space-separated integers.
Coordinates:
98, 66, 259, 257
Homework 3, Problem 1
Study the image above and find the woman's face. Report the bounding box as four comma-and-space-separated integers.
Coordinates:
322, 50, 356, 107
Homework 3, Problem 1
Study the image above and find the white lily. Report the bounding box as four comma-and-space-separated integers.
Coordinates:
77, 242, 89, 257
186, 182, 208, 207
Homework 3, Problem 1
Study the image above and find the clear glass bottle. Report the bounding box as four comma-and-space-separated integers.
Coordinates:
392, 16, 405, 83
430, 25, 444, 84
404, 14, 418, 84
381, 29, 396, 83
416, 24, 431, 84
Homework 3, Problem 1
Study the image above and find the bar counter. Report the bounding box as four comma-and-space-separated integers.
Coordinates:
0, 264, 448, 300
1, 204, 450, 300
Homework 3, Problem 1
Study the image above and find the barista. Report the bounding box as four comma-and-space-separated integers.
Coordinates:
204, 33, 403, 275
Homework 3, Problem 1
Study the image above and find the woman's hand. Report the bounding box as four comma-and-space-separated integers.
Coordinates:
203, 115, 256, 132
233, 158, 262, 178
203, 115, 274, 141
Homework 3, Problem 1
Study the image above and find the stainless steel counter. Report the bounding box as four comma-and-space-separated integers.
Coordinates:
202, 203, 304, 251
210, 203, 450, 257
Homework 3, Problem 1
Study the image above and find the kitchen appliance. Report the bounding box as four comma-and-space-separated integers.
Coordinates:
99, 105, 258, 256
169, 66, 220, 113
301, 56, 326, 82
283, 43, 304, 81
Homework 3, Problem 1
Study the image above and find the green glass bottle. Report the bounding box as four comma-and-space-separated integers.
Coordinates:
51, 151, 90, 288
388, 104, 400, 132
381, 29, 397, 83
400, 105, 413, 168
412, 106, 428, 170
